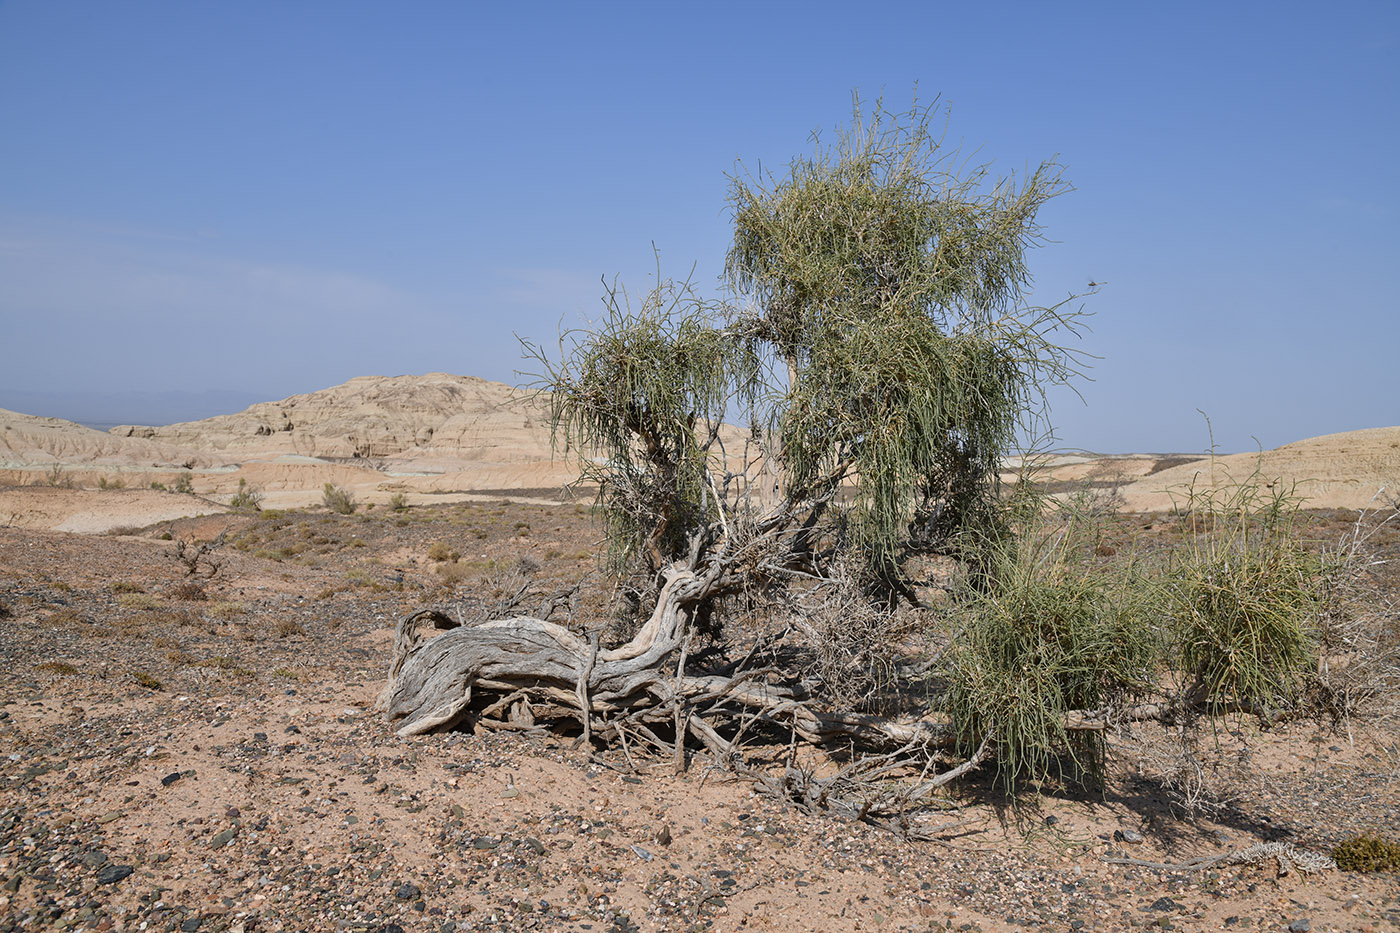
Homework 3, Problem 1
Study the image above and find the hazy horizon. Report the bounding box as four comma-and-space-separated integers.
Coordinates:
3, 3, 1397, 455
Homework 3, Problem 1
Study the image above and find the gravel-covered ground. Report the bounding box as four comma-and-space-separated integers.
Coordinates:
2, 497, 1399, 932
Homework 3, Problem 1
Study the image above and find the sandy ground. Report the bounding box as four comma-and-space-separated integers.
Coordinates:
2, 493, 1398, 932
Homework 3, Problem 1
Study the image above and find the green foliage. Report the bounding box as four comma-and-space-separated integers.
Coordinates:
230, 478, 263, 510
1164, 470, 1325, 712
388, 491, 409, 511
149, 481, 167, 491
44, 464, 73, 488
322, 482, 356, 515
529, 95, 1086, 596
525, 272, 760, 574
131, 669, 163, 691
943, 524, 1157, 788
727, 94, 1085, 578
172, 472, 195, 495
1333, 834, 1400, 872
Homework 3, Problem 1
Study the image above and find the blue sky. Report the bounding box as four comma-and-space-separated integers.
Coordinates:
1, 2, 1396, 453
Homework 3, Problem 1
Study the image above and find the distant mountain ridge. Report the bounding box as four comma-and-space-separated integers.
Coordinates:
108, 372, 553, 465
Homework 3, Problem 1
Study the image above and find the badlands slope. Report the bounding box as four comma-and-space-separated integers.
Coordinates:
2, 372, 1396, 526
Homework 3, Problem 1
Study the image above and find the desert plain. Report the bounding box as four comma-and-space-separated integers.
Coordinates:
1, 373, 1399, 933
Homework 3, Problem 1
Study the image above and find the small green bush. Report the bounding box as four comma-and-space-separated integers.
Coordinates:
1165, 475, 1325, 712
118, 593, 165, 611
149, 481, 167, 491
427, 541, 459, 562
131, 670, 163, 690
229, 478, 263, 510
1333, 834, 1400, 872
323, 483, 356, 515
944, 528, 1156, 788
388, 491, 409, 511
172, 472, 195, 495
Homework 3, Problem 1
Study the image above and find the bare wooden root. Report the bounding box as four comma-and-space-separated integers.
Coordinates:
376, 560, 1006, 829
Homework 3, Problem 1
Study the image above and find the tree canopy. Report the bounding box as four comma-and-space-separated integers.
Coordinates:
529, 96, 1087, 605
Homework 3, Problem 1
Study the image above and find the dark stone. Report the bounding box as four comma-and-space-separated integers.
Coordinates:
209, 828, 237, 848
160, 773, 182, 787
1148, 897, 1180, 912
394, 883, 420, 901
94, 865, 133, 885
180, 920, 202, 932
81, 851, 109, 869
1043, 815, 1059, 826
376, 926, 404, 933
1288, 921, 1311, 933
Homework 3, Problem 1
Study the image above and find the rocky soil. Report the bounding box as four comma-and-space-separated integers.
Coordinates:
2, 497, 1399, 932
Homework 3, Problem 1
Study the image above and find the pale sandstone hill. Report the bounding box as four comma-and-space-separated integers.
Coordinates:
1115, 426, 1400, 512
0, 408, 226, 471
110, 373, 553, 464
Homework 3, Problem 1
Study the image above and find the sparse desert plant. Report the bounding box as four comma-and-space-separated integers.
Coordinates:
388, 491, 409, 511
167, 580, 208, 601
274, 619, 305, 638
106, 525, 142, 537
435, 560, 474, 587
1333, 834, 1400, 873
149, 480, 167, 491
44, 463, 73, 488
118, 592, 165, 611
1311, 492, 1400, 721
97, 476, 126, 490
173, 532, 226, 577
207, 600, 246, 618
1164, 471, 1325, 715
131, 669, 163, 690
322, 482, 356, 515
172, 471, 195, 494
943, 527, 1157, 788
36, 661, 80, 676
427, 541, 459, 562
111, 581, 145, 594
229, 478, 263, 510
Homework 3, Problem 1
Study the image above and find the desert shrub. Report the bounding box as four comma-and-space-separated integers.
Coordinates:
106, 525, 142, 537
388, 491, 409, 511
131, 670, 163, 690
167, 580, 208, 601
436, 560, 474, 587
322, 483, 356, 515
111, 581, 144, 594
0, 600, 10, 619
1333, 834, 1400, 872
36, 661, 79, 676
208, 600, 246, 618
118, 593, 165, 611
274, 619, 305, 638
149, 481, 167, 491
98, 476, 126, 490
172, 472, 195, 494
1311, 498, 1400, 720
44, 464, 73, 488
427, 541, 459, 562
943, 528, 1157, 788
229, 478, 263, 510
1164, 475, 1325, 713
